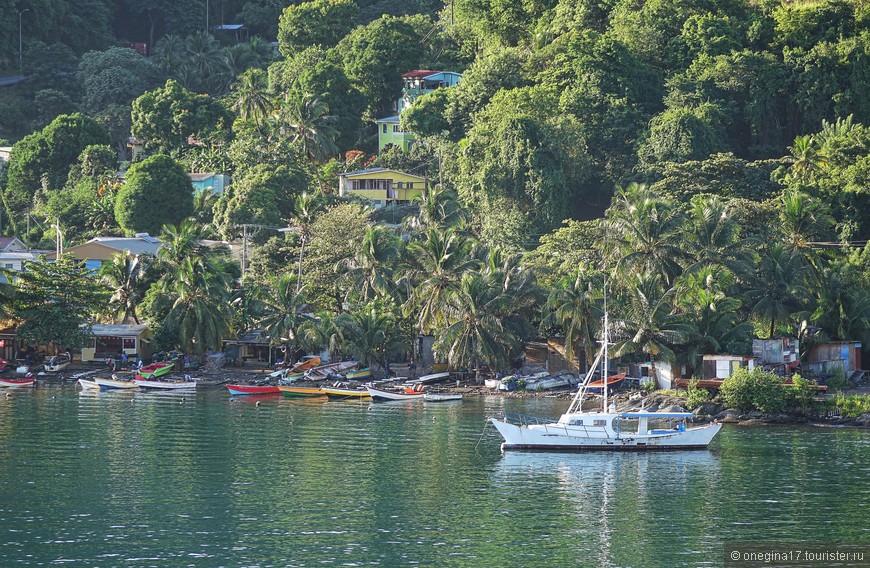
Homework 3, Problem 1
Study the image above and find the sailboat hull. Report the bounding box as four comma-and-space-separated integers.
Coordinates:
490, 418, 721, 451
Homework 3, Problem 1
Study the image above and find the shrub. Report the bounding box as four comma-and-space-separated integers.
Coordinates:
783, 374, 817, 414
719, 368, 786, 413
832, 393, 870, 418
686, 379, 712, 409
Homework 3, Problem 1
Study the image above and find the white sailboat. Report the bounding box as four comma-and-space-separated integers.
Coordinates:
490, 285, 721, 451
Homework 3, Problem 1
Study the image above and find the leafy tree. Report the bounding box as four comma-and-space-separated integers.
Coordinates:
338, 225, 402, 303
523, 219, 603, 288
638, 104, 729, 164
278, 0, 359, 56
257, 272, 314, 356
114, 154, 194, 235
401, 88, 452, 138
290, 60, 365, 151
131, 80, 232, 156
3, 114, 108, 232
11, 254, 109, 350
336, 300, 407, 369
76, 47, 162, 115
330, 15, 427, 117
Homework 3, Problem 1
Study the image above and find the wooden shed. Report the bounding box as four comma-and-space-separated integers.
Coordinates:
805, 341, 863, 375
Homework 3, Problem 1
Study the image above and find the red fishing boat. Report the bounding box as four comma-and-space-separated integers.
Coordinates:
585, 372, 626, 394
0, 376, 36, 388
226, 384, 281, 396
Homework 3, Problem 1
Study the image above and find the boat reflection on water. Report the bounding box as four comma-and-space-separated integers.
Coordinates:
491, 450, 722, 565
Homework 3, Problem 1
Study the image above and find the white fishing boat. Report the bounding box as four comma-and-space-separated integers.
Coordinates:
44, 354, 71, 372
94, 376, 139, 390
78, 378, 101, 390
490, 284, 721, 451
306, 360, 358, 380
424, 392, 463, 402
366, 386, 425, 402
134, 377, 197, 390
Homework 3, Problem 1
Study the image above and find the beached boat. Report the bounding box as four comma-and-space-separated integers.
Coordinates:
278, 385, 326, 398
346, 368, 373, 380
226, 384, 281, 396
94, 377, 139, 390
320, 386, 371, 400
585, 372, 626, 394
490, 284, 721, 452
44, 354, 71, 372
0, 377, 35, 388
78, 378, 101, 390
405, 372, 451, 387
137, 362, 174, 379
484, 378, 501, 389
306, 361, 358, 380
289, 356, 322, 372
524, 372, 581, 392
424, 392, 463, 402
134, 376, 197, 390
366, 386, 425, 402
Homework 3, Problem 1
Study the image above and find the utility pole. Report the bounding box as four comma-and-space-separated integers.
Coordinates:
241, 223, 247, 274
19, 9, 30, 71
206, 0, 209, 33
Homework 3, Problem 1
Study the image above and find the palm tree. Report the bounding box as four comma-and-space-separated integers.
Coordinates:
743, 243, 808, 338
338, 225, 402, 303
611, 272, 695, 386
336, 304, 407, 370
185, 32, 221, 77
286, 192, 324, 292
230, 68, 273, 133
192, 187, 217, 223
257, 273, 313, 360
786, 135, 827, 182
778, 188, 835, 278
403, 227, 479, 334
279, 93, 339, 162
675, 267, 753, 374
811, 260, 870, 341
683, 194, 754, 277
157, 221, 235, 354
100, 253, 153, 324
217, 44, 257, 92
152, 34, 185, 75
404, 184, 466, 233
545, 266, 603, 372
435, 271, 521, 381
604, 183, 687, 286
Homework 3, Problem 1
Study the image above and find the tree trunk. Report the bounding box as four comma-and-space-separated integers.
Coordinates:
296, 238, 305, 293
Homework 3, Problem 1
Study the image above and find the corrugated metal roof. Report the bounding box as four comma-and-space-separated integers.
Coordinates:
375, 115, 400, 124
338, 167, 426, 180
89, 236, 162, 256
90, 323, 151, 336
402, 69, 440, 79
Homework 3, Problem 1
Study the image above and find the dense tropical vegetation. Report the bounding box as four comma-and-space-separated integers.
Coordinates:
0, 0, 869, 381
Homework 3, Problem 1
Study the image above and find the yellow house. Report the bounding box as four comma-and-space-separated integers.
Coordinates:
337, 167, 426, 207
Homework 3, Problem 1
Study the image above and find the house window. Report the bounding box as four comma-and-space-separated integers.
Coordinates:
123, 338, 136, 350
4, 264, 12, 270
393, 125, 400, 133
382, 124, 387, 134
396, 182, 403, 188
407, 183, 414, 189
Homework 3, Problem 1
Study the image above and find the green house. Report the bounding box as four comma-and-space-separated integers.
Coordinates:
376, 69, 462, 154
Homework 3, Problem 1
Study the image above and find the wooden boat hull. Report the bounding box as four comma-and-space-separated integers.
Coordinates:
0, 378, 35, 388
306, 361, 358, 380
320, 387, 371, 400
95, 377, 138, 390
346, 368, 373, 380
290, 357, 322, 372
586, 373, 626, 394
366, 386, 425, 402
226, 384, 281, 396
135, 379, 197, 390
278, 386, 326, 398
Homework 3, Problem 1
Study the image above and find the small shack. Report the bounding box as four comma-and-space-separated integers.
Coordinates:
82, 324, 152, 362
222, 330, 273, 365
805, 341, 863, 376
702, 354, 758, 380
752, 338, 800, 373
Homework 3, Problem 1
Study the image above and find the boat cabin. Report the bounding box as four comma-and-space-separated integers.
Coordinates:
556, 411, 695, 437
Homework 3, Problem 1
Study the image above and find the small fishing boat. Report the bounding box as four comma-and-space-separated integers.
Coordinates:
137, 362, 174, 379
424, 392, 463, 402
423, 392, 462, 402
306, 361, 358, 380
94, 377, 138, 390
585, 372, 626, 394
366, 386, 425, 402
484, 378, 501, 389
134, 376, 197, 390
44, 354, 71, 372
0, 376, 35, 388
320, 386, 371, 400
226, 384, 281, 396
78, 378, 101, 390
289, 356, 322, 372
278, 385, 326, 398
346, 368, 373, 380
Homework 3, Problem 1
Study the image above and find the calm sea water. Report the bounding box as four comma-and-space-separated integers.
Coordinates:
0, 387, 868, 567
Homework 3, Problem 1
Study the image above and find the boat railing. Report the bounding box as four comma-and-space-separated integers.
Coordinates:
501, 412, 610, 438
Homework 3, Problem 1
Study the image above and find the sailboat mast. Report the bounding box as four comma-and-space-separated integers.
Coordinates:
602, 278, 609, 414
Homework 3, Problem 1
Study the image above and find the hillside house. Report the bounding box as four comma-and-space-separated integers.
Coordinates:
337, 167, 426, 208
